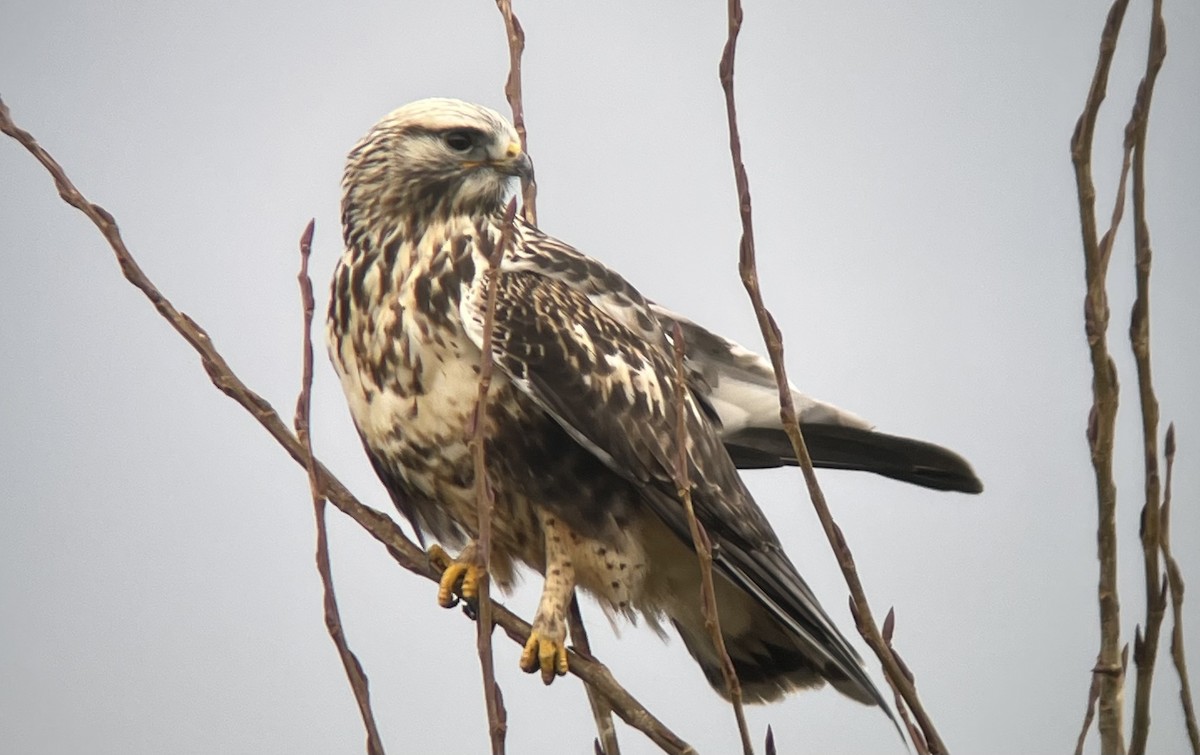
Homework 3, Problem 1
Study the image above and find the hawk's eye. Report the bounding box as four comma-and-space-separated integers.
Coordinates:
444, 130, 475, 152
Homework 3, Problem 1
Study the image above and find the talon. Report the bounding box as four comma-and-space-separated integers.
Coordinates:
520, 631, 569, 684
427, 543, 486, 609
427, 543, 452, 571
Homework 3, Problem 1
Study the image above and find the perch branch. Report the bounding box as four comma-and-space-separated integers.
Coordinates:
293, 220, 386, 755
670, 325, 753, 755
716, 1, 941, 750
0, 96, 695, 755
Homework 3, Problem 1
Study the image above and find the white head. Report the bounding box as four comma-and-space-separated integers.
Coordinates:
342, 98, 532, 239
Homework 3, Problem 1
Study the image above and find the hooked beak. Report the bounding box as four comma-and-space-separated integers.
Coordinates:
491, 141, 534, 179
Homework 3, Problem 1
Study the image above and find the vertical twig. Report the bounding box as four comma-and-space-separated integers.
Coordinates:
568, 597, 621, 755
1069, 2, 1133, 752
670, 325, 754, 755
494, 0, 537, 224
470, 199, 520, 755
715, 2, 942, 750
1126, 4, 1169, 754
1161, 426, 1200, 753
1076, 673, 1104, 755
293, 220, 386, 755
488, 8, 618, 751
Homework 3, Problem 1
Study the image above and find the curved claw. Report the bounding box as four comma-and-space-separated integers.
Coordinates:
520, 630, 569, 685
427, 543, 484, 609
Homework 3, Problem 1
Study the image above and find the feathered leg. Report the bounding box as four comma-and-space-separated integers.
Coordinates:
519, 509, 573, 684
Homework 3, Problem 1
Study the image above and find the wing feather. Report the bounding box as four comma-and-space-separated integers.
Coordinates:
459, 233, 888, 711
654, 305, 983, 493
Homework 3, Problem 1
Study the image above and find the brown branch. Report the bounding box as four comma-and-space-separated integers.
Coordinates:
488, 10, 620, 754
1126, 3, 1169, 753
715, 2, 940, 751
469, 199, 520, 755
0, 95, 696, 755
1161, 425, 1200, 753
1076, 672, 1103, 755
568, 597, 621, 755
465, 196, 518, 748
293, 220, 386, 755
1069, 2, 1133, 752
878, 609, 930, 755
493, 0, 537, 225
669, 324, 753, 755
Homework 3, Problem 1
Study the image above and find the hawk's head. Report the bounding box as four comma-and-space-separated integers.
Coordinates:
343, 98, 532, 236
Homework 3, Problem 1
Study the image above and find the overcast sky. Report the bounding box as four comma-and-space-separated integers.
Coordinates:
2, 2, 1198, 754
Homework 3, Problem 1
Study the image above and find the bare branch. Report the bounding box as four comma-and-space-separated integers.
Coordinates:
670, 325, 753, 754
878, 609, 929, 755
0, 96, 696, 755
1076, 672, 1103, 755
1161, 425, 1200, 753
494, 0, 537, 224
469, 198, 520, 755
1126, 3, 1169, 753
488, 9, 622, 750
1069, 2, 1134, 751
715, 2, 940, 750
292, 220, 386, 755
569, 596, 622, 755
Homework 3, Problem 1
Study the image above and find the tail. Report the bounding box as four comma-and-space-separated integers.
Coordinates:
667, 568, 883, 707
725, 422, 984, 494
652, 304, 983, 495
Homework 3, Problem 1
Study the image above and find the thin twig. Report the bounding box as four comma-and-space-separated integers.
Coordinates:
0, 96, 696, 755
1069, 2, 1133, 752
715, 2, 941, 750
670, 324, 753, 755
879, 609, 930, 755
1126, 4, 1169, 753
1161, 425, 1200, 753
469, 199, 520, 755
494, 0, 536, 225
293, 220, 386, 755
488, 10, 620, 753
1076, 672, 1103, 755
568, 596, 621, 755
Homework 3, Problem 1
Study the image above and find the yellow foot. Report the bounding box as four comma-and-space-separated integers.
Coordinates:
520, 630, 569, 685
427, 543, 484, 609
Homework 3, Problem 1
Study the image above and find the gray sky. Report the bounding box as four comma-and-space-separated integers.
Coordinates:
2, 2, 1198, 753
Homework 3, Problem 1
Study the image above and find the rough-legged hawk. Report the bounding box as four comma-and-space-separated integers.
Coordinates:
327, 98, 981, 713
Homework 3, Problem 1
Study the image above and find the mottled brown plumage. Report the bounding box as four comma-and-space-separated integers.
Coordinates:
327, 98, 980, 713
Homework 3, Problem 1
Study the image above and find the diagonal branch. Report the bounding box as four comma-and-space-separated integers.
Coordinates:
293, 220, 386, 755
716, 2, 941, 751
876, 609, 930, 755
0, 95, 695, 755
670, 325, 753, 755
